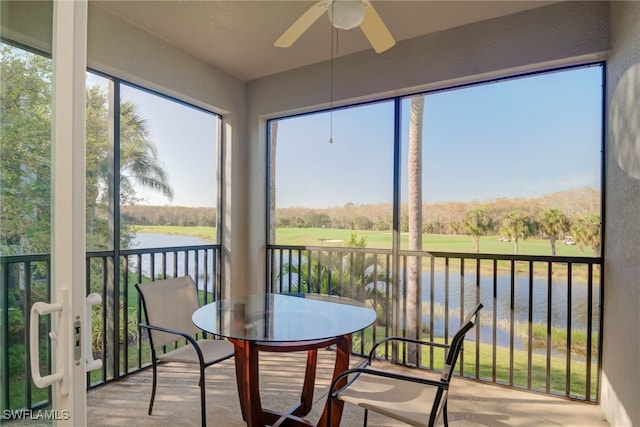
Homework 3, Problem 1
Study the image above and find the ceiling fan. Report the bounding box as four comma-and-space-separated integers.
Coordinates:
274, 0, 396, 54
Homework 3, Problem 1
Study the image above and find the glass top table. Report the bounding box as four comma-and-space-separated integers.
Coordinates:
192, 293, 376, 427
191, 292, 376, 343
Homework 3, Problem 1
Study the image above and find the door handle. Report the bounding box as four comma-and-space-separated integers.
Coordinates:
30, 291, 103, 394
30, 296, 66, 390
85, 293, 103, 372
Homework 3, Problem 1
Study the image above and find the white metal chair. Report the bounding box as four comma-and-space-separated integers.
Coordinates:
328, 303, 483, 426
135, 276, 234, 427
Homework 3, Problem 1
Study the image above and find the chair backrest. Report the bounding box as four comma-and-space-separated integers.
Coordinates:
428, 303, 483, 425
136, 276, 202, 350
441, 303, 483, 383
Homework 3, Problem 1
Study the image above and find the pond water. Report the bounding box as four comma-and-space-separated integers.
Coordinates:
132, 232, 211, 249
132, 233, 600, 348
417, 270, 599, 350
420, 270, 599, 330
129, 233, 217, 290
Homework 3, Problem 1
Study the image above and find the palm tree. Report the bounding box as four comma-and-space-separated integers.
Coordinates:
85, 86, 174, 249
406, 95, 424, 365
499, 211, 531, 255
1, 48, 174, 253
571, 213, 601, 257
268, 120, 278, 244
1, 46, 53, 255
537, 208, 570, 256
277, 233, 389, 317
119, 100, 174, 201
462, 208, 490, 253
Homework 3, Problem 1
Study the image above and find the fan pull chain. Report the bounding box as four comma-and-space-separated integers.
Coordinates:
329, 23, 337, 144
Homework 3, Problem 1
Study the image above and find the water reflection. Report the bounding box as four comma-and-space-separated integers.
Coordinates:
419, 270, 600, 330
130, 235, 600, 350
128, 233, 216, 290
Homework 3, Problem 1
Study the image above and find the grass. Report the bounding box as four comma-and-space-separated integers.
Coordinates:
10, 321, 597, 410
504, 318, 599, 358
354, 325, 598, 399
6, 379, 50, 412
130, 226, 601, 285
6, 228, 599, 411
133, 225, 596, 258
276, 227, 593, 257
132, 225, 217, 242
9, 284, 596, 411
87, 276, 215, 387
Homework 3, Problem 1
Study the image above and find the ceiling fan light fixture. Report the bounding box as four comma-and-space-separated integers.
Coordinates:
275, 0, 395, 53
328, 0, 366, 30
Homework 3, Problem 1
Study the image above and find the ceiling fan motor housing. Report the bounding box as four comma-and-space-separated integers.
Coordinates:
329, 0, 366, 30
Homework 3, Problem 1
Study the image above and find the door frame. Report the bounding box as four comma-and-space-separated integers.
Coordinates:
49, 1, 89, 424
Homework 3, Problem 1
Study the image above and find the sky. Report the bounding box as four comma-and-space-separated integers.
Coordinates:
87, 72, 219, 208
87, 64, 603, 210
275, 65, 603, 208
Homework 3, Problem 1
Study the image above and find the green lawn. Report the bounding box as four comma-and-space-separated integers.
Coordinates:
353, 326, 597, 400
133, 225, 594, 257
132, 225, 217, 242
275, 227, 592, 257
8, 227, 597, 411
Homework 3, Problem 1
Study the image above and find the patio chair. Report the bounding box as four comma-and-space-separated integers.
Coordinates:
327, 303, 483, 427
136, 276, 234, 427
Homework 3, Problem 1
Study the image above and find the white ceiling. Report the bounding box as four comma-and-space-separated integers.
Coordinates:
92, 1, 560, 82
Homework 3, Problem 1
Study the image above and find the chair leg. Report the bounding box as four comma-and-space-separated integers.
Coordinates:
148, 360, 158, 415
442, 401, 449, 427
199, 364, 207, 427
363, 408, 368, 427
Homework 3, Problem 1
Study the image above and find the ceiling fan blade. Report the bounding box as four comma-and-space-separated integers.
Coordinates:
274, 1, 329, 48
360, 1, 395, 53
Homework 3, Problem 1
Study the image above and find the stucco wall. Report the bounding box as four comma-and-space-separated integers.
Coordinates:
1, 0, 248, 297
1, 2, 244, 119
602, 2, 640, 426
4, 0, 640, 423
86, 4, 248, 297
244, 1, 610, 292
0, 1, 52, 52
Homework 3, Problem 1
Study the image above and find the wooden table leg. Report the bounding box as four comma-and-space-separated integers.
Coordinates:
294, 349, 318, 417
230, 339, 263, 427
231, 336, 351, 427
317, 334, 351, 427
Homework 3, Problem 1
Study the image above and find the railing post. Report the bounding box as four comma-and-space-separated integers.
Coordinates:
263, 244, 603, 403
1, 258, 9, 412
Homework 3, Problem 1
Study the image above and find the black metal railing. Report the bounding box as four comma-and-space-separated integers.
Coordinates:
267, 244, 603, 402
1, 244, 222, 413
1, 242, 602, 413
1, 253, 52, 413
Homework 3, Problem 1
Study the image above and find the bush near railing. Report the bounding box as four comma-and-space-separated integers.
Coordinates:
505, 319, 598, 358
267, 244, 602, 402
1, 243, 600, 413
1, 244, 222, 413
90, 303, 138, 353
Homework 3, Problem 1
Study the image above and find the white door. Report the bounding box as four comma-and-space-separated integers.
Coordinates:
28, 1, 100, 425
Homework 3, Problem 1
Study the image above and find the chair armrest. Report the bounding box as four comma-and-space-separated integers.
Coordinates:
329, 366, 448, 398
139, 323, 205, 364
139, 322, 195, 341
368, 336, 450, 364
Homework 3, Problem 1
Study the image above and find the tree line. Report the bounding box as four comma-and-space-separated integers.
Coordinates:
273, 187, 600, 255
121, 186, 601, 256
1, 44, 173, 254
122, 205, 217, 227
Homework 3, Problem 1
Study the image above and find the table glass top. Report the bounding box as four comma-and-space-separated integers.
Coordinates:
192, 293, 376, 342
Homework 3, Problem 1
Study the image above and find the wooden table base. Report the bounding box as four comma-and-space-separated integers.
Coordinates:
228, 335, 352, 427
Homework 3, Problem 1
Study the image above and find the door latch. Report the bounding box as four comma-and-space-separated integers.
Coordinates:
74, 318, 81, 363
